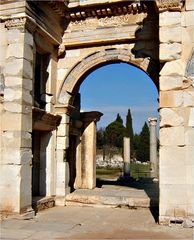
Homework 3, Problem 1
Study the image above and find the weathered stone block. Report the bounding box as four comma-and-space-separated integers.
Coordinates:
60, 114, 70, 124
57, 136, 69, 149
5, 76, 21, 87
160, 126, 185, 146
181, 11, 194, 27
160, 43, 181, 61
0, 163, 31, 213
160, 59, 185, 76
160, 164, 187, 184
186, 0, 194, 10
160, 108, 184, 127
3, 88, 31, 104
57, 68, 68, 81
183, 91, 194, 107
185, 146, 194, 167
56, 149, 65, 162
4, 102, 22, 112
7, 43, 33, 61
5, 77, 33, 91
188, 107, 194, 126
185, 128, 194, 146
57, 124, 69, 136
5, 59, 33, 79
0, 23, 7, 45
7, 28, 24, 44
24, 32, 33, 46
0, 165, 20, 212
160, 184, 188, 206
160, 146, 186, 166
2, 147, 32, 165
0, 46, 7, 65
1, 131, 31, 149
160, 26, 181, 43
160, 76, 183, 90
56, 161, 70, 195
2, 112, 32, 131
160, 12, 181, 27
160, 91, 183, 107
66, 49, 81, 57
182, 26, 194, 44
4, 88, 21, 102
20, 163, 32, 210
182, 43, 194, 65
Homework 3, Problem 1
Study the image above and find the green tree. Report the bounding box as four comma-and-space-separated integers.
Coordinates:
125, 108, 134, 157
97, 127, 105, 148
136, 122, 150, 162
105, 114, 125, 148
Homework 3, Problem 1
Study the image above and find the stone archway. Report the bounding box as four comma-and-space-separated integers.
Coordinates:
56, 48, 159, 196
58, 48, 158, 105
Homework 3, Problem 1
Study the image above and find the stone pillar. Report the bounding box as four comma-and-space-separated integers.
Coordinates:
55, 105, 71, 205
148, 118, 158, 179
158, 6, 194, 224
81, 112, 103, 189
0, 22, 34, 214
123, 137, 130, 176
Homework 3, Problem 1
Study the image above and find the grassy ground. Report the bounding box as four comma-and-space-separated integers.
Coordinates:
130, 163, 150, 179
96, 168, 122, 179
96, 163, 150, 180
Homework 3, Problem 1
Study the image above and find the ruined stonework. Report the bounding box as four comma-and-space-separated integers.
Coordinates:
0, 0, 193, 224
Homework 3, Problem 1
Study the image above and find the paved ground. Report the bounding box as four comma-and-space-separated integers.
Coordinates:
1, 206, 193, 240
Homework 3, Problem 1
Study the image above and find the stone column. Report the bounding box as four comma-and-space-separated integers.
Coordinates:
80, 112, 103, 189
123, 137, 130, 176
148, 118, 158, 179
0, 20, 34, 215
55, 105, 72, 205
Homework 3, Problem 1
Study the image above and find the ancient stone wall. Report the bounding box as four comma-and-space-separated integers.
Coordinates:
159, 0, 194, 223
0, 23, 33, 213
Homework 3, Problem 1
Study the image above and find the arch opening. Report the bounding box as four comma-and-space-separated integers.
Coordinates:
58, 48, 159, 105
66, 62, 159, 217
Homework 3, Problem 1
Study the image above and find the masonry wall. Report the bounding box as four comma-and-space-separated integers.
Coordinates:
159, 0, 194, 223
0, 23, 34, 214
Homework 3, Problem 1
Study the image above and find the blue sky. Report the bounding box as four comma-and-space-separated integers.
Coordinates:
79, 63, 159, 134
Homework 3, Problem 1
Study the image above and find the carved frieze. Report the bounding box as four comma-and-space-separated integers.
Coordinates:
98, 14, 146, 27
156, 0, 184, 11
67, 13, 147, 31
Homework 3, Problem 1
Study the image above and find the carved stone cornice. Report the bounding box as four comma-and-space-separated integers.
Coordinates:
4, 16, 60, 45
33, 107, 62, 131
5, 17, 36, 33
64, 2, 148, 20
156, 0, 184, 11
48, 0, 68, 16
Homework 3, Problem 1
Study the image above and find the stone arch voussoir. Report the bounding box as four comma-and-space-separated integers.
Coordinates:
58, 48, 155, 105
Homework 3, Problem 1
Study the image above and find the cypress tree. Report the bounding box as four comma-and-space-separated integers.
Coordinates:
136, 122, 150, 162
125, 109, 134, 157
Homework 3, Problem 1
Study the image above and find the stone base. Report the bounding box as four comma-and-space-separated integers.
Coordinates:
32, 197, 55, 213
55, 196, 66, 206
159, 215, 194, 227
65, 184, 159, 209
55, 187, 70, 206
123, 162, 130, 176
0, 208, 35, 220
20, 208, 35, 220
